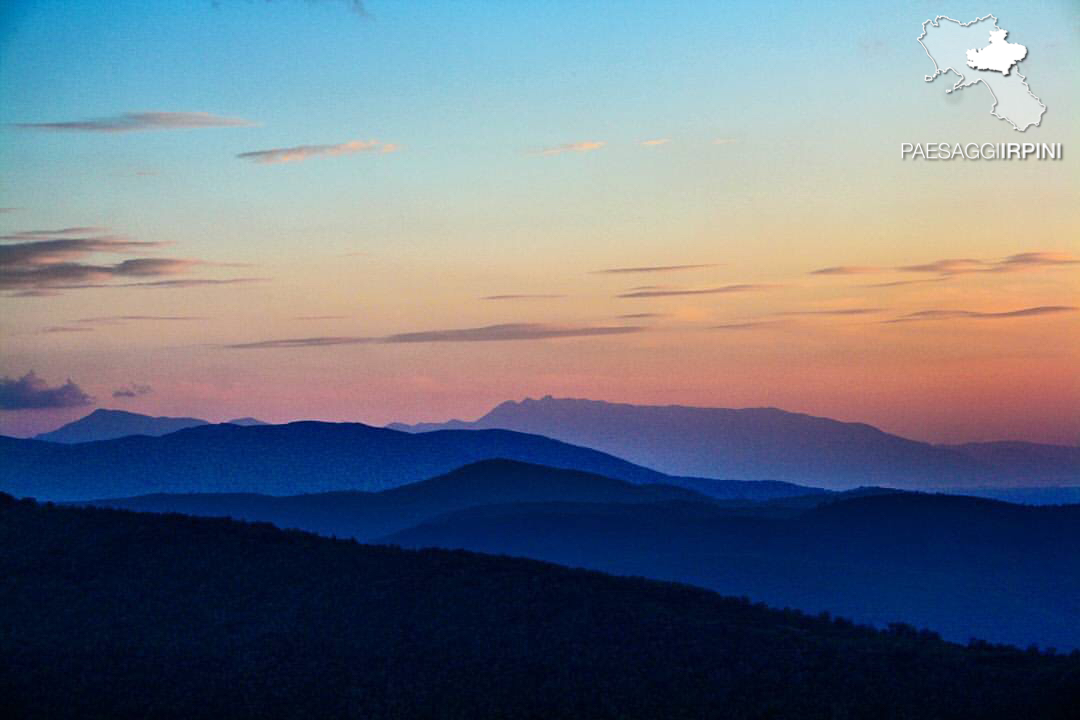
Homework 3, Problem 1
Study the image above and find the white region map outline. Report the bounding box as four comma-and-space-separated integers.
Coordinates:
917, 14, 1046, 132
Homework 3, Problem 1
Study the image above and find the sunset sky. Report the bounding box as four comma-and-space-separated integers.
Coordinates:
1, 0, 1077, 444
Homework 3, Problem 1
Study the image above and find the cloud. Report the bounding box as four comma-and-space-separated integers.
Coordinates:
7, 289, 62, 297
112, 384, 153, 399
16, 112, 254, 133
617, 313, 664, 319
885, 306, 1077, 323
897, 258, 990, 275
0, 228, 256, 293
236, 139, 397, 164
863, 277, 950, 289
809, 266, 883, 276
481, 294, 566, 301
711, 320, 781, 330
0, 371, 94, 410
617, 284, 776, 298
79, 315, 206, 325
713, 138, 739, 145
227, 323, 644, 349
0, 236, 163, 265
640, 138, 671, 146
990, 252, 1079, 272
41, 326, 95, 334
102, 278, 264, 289
813, 252, 1078, 278
539, 141, 605, 156
774, 308, 883, 317
592, 264, 717, 275
293, 315, 348, 320
2, 227, 110, 239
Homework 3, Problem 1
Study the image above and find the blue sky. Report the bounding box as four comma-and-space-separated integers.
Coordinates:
1, 0, 1077, 441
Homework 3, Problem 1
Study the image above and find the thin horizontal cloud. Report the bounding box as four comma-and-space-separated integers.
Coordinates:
774, 308, 883, 317
0, 371, 93, 410
237, 140, 397, 165
617, 313, 664, 319
79, 315, 206, 324
618, 284, 776, 298
112, 384, 153, 399
1, 257, 196, 291
7, 289, 61, 297
76, 277, 266, 290
293, 315, 349, 321
539, 141, 605, 156
0, 229, 243, 293
863, 277, 950, 289
2, 227, 110, 240
41, 326, 95, 334
640, 138, 671, 146
0, 236, 163, 265
810, 266, 883, 276
481, 294, 566, 301
712, 320, 781, 330
16, 111, 254, 133
813, 252, 1078, 278
592, 264, 716, 275
227, 323, 644, 349
885, 306, 1077, 323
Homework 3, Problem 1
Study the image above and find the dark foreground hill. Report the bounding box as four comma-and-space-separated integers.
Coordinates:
82, 459, 712, 541
0, 422, 813, 501
388, 492, 1080, 650
2, 494, 1078, 720
391, 396, 1080, 489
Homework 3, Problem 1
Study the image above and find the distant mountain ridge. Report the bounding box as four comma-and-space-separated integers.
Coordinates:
34, 409, 266, 444
390, 396, 1080, 489
80, 459, 714, 541
0, 421, 812, 501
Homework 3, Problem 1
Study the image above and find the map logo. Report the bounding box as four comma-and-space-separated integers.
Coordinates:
918, 14, 1045, 131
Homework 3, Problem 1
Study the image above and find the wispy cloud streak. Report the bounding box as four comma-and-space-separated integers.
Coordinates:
812, 252, 1078, 278
237, 140, 398, 164
227, 323, 643, 349
16, 112, 254, 133
481, 294, 565, 301
539, 142, 605, 156
885, 306, 1077, 323
592, 264, 716, 275
618, 284, 776, 298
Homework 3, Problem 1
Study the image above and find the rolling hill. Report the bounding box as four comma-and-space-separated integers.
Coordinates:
0, 421, 812, 501
81, 459, 712, 541
387, 491, 1080, 650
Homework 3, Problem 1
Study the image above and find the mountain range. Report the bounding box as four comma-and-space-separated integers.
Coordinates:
79, 459, 713, 541
388, 483, 1080, 650
77, 458, 1080, 650
391, 396, 1080, 489
4, 493, 1078, 719
34, 408, 266, 443
0, 421, 813, 501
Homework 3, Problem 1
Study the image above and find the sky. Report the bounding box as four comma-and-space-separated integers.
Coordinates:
1, 0, 1078, 444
